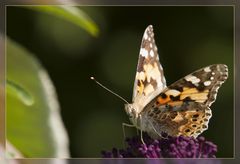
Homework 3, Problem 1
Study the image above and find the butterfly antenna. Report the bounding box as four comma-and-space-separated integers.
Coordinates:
90, 77, 130, 104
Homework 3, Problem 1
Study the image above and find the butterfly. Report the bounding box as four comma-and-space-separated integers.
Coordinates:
124, 25, 228, 140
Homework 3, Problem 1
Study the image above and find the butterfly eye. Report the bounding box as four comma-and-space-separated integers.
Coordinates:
130, 107, 135, 114
128, 108, 136, 119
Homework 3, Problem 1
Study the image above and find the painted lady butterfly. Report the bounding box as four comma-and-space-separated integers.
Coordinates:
124, 25, 228, 140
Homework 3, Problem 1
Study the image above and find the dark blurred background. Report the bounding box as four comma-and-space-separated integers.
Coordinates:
7, 6, 233, 157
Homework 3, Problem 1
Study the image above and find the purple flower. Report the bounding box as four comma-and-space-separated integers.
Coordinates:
101, 133, 217, 158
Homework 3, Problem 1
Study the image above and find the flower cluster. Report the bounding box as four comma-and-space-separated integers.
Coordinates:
101, 133, 217, 158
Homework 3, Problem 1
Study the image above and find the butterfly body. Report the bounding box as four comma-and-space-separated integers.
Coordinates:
125, 25, 228, 139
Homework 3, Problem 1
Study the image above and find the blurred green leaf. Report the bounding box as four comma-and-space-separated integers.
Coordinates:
24, 6, 99, 36
7, 79, 34, 106
7, 39, 69, 157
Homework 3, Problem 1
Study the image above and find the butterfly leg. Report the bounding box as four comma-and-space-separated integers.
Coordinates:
140, 129, 146, 145
122, 123, 136, 138
122, 123, 136, 147
139, 115, 146, 145
148, 121, 168, 139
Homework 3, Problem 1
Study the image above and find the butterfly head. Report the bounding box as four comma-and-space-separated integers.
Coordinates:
124, 104, 138, 119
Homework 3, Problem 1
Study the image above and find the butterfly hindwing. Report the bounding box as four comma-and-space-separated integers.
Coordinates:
141, 64, 228, 138
144, 101, 212, 138
132, 25, 166, 110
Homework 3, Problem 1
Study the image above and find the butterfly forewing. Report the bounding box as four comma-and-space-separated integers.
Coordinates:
154, 64, 228, 107
132, 25, 166, 111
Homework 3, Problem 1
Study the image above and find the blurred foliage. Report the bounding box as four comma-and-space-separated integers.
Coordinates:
7, 6, 233, 158
24, 6, 99, 37
7, 39, 55, 157
6, 5, 101, 158
7, 79, 34, 106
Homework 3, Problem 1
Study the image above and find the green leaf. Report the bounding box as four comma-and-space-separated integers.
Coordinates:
7, 39, 69, 157
7, 79, 34, 106
23, 6, 99, 36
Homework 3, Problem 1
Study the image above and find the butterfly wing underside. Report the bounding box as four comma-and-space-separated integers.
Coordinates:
143, 64, 228, 138
132, 25, 167, 112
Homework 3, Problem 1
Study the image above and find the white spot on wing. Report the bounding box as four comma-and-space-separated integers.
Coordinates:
204, 81, 211, 86
137, 72, 146, 81
150, 50, 154, 57
143, 63, 161, 83
144, 84, 154, 95
204, 67, 211, 72
185, 75, 200, 84
165, 89, 181, 96
152, 62, 165, 91
140, 48, 148, 57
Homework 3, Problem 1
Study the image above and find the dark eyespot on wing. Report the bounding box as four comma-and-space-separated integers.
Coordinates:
183, 96, 192, 102
170, 95, 180, 101
160, 93, 167, 99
